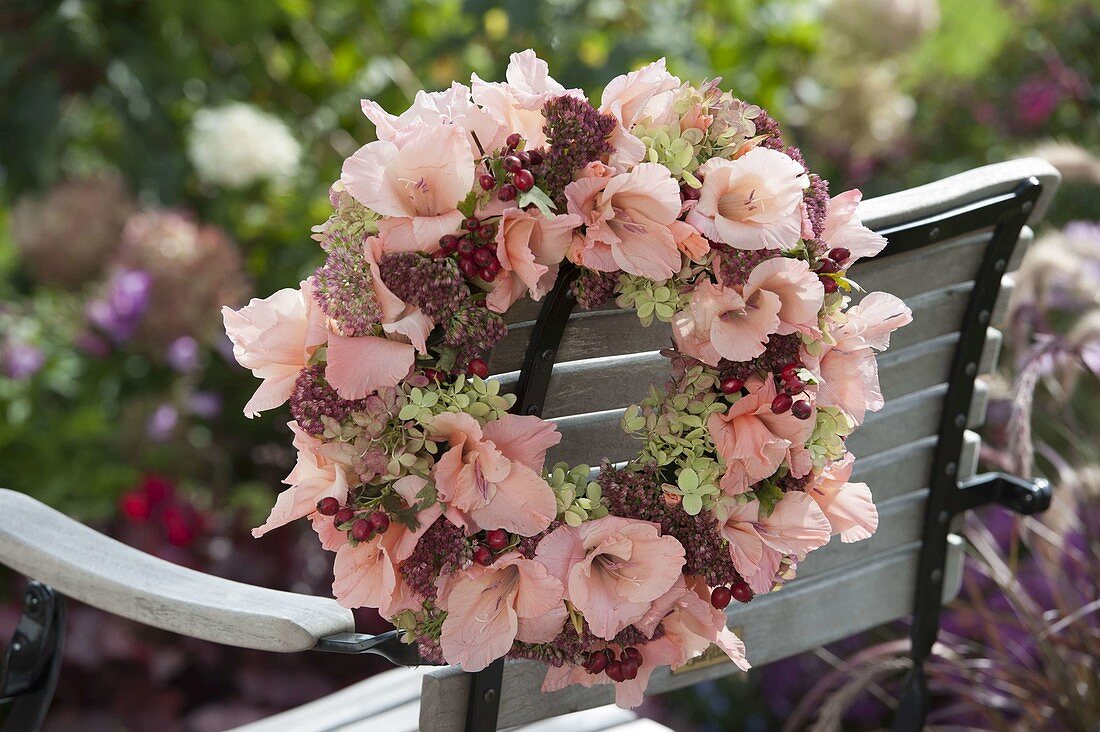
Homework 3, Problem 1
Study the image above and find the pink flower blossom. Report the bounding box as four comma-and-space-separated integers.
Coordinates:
324, 236, 433, 400
438, 553, 566, 672
809, 453, 878, 543
599, 58, 681, 170
222, 280, 327, 418
486, 209, 581, 313
820, 190, 887, 265
671, 220, 710, 262
341, 122, 474, 252
565, 163, 683, 280
331, 475, 440, 616
716, 491, 832, 594
253, 421, 350, 538
686, 148, 809, 250
472, 50, 583, 149
707, 378, 816, 495
534, 516, 686, 640
813, 292, 911, 424
430, 412, 560, 536
361, 82, 506, 156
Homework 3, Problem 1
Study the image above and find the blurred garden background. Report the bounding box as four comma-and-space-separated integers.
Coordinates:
0, 0, 1097, 729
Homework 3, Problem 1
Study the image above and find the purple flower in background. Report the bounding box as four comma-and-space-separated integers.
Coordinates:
146, 403, 179, 442
186, 391, 222, 419
87, 268, 152, 343
1, 340, 45, 380
166, 336, 201, 373
1013, 74, 1062, 129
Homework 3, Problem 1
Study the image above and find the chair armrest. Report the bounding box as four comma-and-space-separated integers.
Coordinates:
0, 489, 354, 652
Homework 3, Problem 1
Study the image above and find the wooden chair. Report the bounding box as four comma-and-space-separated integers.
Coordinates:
0, 158, 1060, 731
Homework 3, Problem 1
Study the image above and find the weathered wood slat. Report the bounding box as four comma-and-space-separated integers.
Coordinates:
849, 430, 981, 503
0, 489, 354, 653
419, 537, 966, 731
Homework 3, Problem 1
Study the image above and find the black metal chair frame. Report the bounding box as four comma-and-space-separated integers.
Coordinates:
0, 178, 1052, 732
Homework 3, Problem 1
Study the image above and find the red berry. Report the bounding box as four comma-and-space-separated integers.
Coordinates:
439, 234, 459, 251
478, 223, 496, 239
506, 133, 522, 149
463, 216, 480, 231
680, 183, 701, 201
351, 519, 373, 542
486, 529, 509, 550
497, 184, 517, 201
780, 362, 800, 381
467, 358, 490, 379
829, 247, 851, 264
792, 400, 813, 420
334, 507, 355, 526
585, 650, 609, 674
785, 377, 805, 394
820, 276, 839, 294
513, 169, 535, 192
622, 647, 643, 665
711, 586, 733, 609
120, 492, 151, 522
817, 258, 839, 274
369, 511, 390, 533
473, 545, 493, 566
457, 237, 476, 255
503, 155, 523, 173
316, 497, 341, 516
605, 660, 626, 682
526, 149, 544, 165
423, 368, 443, 382
771, 392, 793, 414
720, 377, 745, 395
620, 659, 639, 680
731, 581, 754, 603
484, 258, 502, 276
459, 257, 480, 278
479, 173, 496, 191
473, 247, 494, 266
479, 266, 497, 282
517, 151, 531, 166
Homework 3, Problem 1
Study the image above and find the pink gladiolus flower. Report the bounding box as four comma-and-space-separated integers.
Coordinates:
361, 81, 506, 156
472, 50, 583, 149
324, 236, 433, 400
438, 553, 567, 672
716, 491, 832, 594
565, 163, 683, 280
534, 516, 686, 640
671, 220, 711, 262
708, 378, 816, 495
487, 209, 581, 313
253, 421, 349, 538
746, 257, 824, 337
820, 190, 887, 265
222, 280, 327, 418
686, 147, 809, 250
809, 453, 878, 543
341, 122, 474, 252
430, 412, 560, 536
599, 58, 681, 170
330, 475, 440, 615
813, 292, 912, 424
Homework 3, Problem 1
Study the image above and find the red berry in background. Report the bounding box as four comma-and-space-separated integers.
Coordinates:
369, 511, 390, 533
457, 237, 476, 255
479, 173, 496, 191
720, 377, 744, 395
466, 358, 490, 379
503, 155, 523, 173
166, 521, 195, 548
780, 362, 800, 381
506, 132, 522, 149
526, 149, 544, 165
497, 184, 517, 201
439, 234, 459, 252
485, 529, 509, 550
513, 169, 535, 192
622, 646, 643, 665
792, 400, 813, 420
731, 581, 754, 603
316, 497, 341, 516
120, 491, 152, 522
620, 659, 639, 681
820, 275, 839, 294
473, 545, 493, 566
473, 247, 494, 266
829, 247, 851, 264
817, 258, 839, 274
710, 586, 733, 609
334, 507, 354, 526
605, 660, 626, 682
771, 392, 793, 414
459, 257, 480, 278
142, 475, 174, 504
464, 216, 480, 231
351, 519, 373, 541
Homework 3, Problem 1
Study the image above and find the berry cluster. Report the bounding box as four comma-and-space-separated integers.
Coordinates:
438, 216, 503, 282
316, 496, 391, 542
471, 528, 512, 566
814, 246, 851, 294
771, 362, 813, 419
582, 646, 644, 681
709, 580, 754, 609
479, 133, 544, 201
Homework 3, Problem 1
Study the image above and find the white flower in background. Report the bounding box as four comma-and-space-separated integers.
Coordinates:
824, 0, 940, 58
188, 103, 302, 189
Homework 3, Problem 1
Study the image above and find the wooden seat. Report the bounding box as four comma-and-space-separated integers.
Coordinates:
0, 158, 1060, 732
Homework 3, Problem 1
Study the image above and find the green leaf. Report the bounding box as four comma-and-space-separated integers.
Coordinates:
682, 493, 703, 515
516, 186, 557, 217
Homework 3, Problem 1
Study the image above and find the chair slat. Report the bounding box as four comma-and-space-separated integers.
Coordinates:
850, 430, 981, 503
419, 537, 966, 731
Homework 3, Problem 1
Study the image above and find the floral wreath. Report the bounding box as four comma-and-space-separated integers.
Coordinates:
223, 51, 911, 709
